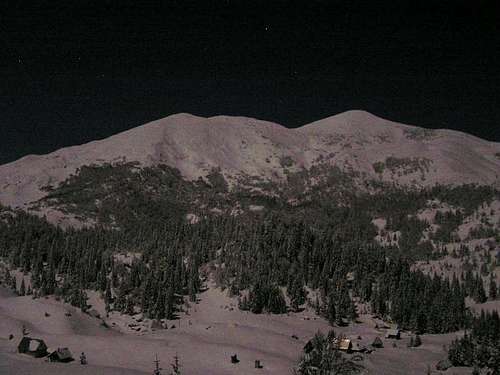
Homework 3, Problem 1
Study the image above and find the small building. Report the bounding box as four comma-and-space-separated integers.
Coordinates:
337, 338, 365, 353
80, 352, 87, 365
372, 336, 384, 348
385, 329, 401, 340
18, 337, 48, 358
48, 348, 74, 363
350, 341, 366, 353
338, 338, 352, 352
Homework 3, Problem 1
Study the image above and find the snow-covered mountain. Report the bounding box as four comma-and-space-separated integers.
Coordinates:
1, 110, 499, 212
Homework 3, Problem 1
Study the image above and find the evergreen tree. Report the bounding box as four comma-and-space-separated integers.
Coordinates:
267, 285, 287, 314
294, 331, 360, 375
414, 335, 422, 347
8, 272, 16, 291
170, 353, 181, 375
19, 278, 26, 296
489, 275, 498, 300
290, 278, 307, 312
326, 290, 337, 326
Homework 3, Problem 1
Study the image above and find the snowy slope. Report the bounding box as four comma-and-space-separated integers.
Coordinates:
1, 110, 499, 211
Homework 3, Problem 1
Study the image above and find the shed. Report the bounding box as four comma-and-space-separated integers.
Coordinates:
18, 337, 48, 358
372, 336, 384, 348
350, 341, 366, 352
338, 338, 352, 351
48, 348, 74, 363
385, 329, 401, 339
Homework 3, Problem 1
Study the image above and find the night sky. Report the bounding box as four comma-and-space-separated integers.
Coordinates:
1, 1, 499, 164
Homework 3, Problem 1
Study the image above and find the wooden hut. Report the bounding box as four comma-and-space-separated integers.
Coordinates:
385, 329, 401, 339
338, 338, 352, 352
48, 348, 74, 363
350, 341, 366, 353
18, 337, 48, 358
372, 336, 384, 348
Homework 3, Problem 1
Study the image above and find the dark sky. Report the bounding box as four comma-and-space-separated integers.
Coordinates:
1, 0, 499, 164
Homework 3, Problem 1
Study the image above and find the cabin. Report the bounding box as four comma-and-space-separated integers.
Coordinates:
48, 348, 74, 363
385, 329, 401, 339
372, 336, 384, 348
350, 341, 366, 353
80, 352, 88, 365
337, 338, 365, 353
18, 337, 48, 358
338, 338, 352, 351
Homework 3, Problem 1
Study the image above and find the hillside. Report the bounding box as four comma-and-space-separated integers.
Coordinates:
1, 111, 500, 374
1, 110, 499, 225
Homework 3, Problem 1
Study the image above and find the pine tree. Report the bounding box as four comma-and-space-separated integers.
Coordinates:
170, 353, 181, 375
105, 280, 113, 305
9, 272, 16, 291
125, 296, 135, 314
326, 291, 336, 326
19, 278, 26, 296
165, 286, 175, 320
314, 295, 322, 316
80, 289, 89, 312
408, 336, 414, 348
267, 285, 287, 314
489, 274, 498, 300
475, 277, 487, 303
290, 278, 307, 312
414, 335, 422, 347
238, 295, 249, 311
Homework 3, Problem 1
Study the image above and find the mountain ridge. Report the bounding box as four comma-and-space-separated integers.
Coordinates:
1, 110, 499, 218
